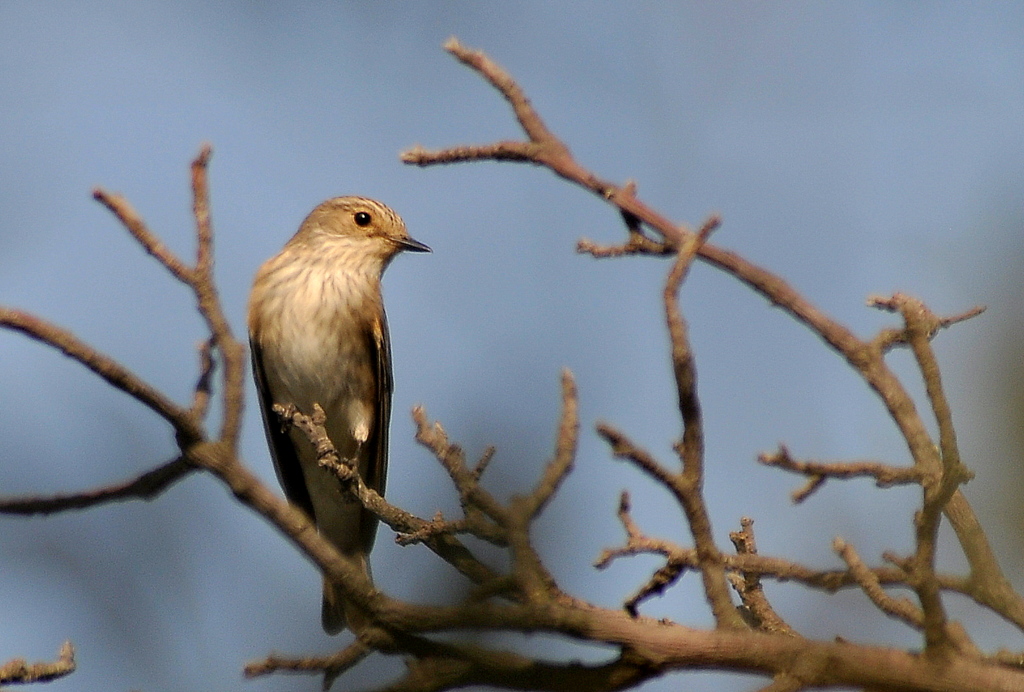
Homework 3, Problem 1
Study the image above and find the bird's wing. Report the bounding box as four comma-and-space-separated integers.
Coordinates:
250, 339, 315, 520
358, 310, 393, 553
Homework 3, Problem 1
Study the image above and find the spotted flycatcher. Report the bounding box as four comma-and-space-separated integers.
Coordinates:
248, 197, 429, 634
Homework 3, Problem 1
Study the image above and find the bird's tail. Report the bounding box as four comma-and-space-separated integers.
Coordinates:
321, 554, 372, 635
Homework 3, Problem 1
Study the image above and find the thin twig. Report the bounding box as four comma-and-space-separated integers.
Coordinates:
0, 307, 201, 442
191, 144, 214, 279
728, 518, 796, 636
92, 189, 194, 284
442, 38, 565, 153
599, 492, 689, 616
183, 146, 247, 447
522, 369, 579, 519
0, 641, 75, 685
868, 298, 986, 353
0, 457, 194, 515
659, 215, 741, 629
394, 511, 476, 547
834, 537, 924, 628
577, 233, 672, 258
869, 294, 975, 656
596, 418, 745, 628
597, 496, 977, 603
759, 445, 924, 503
244, 641, 371, 691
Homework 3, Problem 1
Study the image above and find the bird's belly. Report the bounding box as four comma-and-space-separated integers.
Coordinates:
263, 319, 376, 452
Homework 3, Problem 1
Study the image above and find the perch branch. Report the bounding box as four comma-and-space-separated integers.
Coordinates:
273, 403, 506, 586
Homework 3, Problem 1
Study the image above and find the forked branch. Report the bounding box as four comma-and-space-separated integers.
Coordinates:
401, 36, 1024, 651
3, 38, 1024, 692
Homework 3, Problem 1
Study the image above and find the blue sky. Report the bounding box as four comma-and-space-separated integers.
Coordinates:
2, 4, 1023, 691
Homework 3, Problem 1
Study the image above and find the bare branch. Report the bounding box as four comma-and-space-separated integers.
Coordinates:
442, 38, 563, 151
869, 294, 977, 655
190, 144, 214, 276
0, 457, 193, 516
597, 496, 985, 615
868, 297, 987, 353
472, 445, 496, 480
596, 423, 678, 489
576, 193, 674, 258
413, 407, 510, 526
594, 492, 666, 569
0, 641, 75, 685
413, 404, 566, 607
401, 36, 1024, 649
577, 233, 672, 258
274, 404, 507, 582
394, 511, 477, 548
596, 419, 743, 628
759, 445, 924, 503
244, 641, 370, 691
403, 141, 539, 165
182, 146, 247, 446
834, 537, 924, 629
92, 188, 194, 284
0, 307, 201, 443
728, 518, 796, 636
596, 492, 689, 615
189, 337, 215, 420
521, 369, 579, 520
402, 41, 685, 248
836, 539, 982, 659
658, 215, 741, 629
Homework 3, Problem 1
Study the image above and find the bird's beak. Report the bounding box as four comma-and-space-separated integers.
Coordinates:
398, 237, 431, 253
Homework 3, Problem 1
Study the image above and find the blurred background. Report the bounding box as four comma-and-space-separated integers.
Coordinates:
2, 3, 1023, 691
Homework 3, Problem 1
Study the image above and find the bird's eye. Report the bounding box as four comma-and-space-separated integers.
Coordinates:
354, 211, 372, 226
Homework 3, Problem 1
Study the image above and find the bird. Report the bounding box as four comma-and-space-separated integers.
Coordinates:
247, 196, 429, 633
